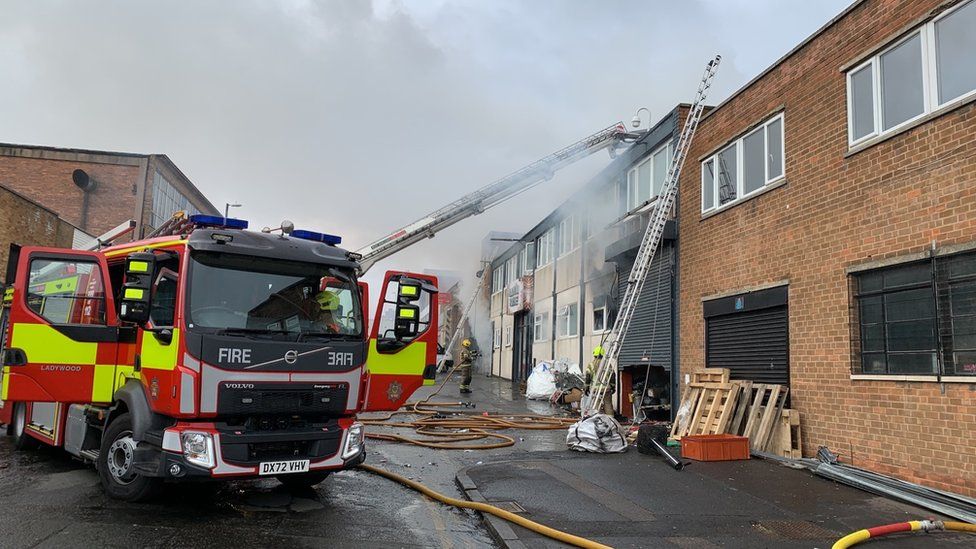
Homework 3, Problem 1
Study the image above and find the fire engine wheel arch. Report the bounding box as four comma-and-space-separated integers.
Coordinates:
109, 380, 172, 442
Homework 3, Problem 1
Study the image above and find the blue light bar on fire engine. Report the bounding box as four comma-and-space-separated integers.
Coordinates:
189, 214, 249, 229
291, 229, 342, 245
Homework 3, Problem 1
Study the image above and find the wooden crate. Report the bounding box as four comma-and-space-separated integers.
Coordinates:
691, 368, 730, 384
670, 382, 740, 440
768, 409, 802, 459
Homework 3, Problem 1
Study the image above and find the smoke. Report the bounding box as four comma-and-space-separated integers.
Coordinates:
1, 0, 851, 294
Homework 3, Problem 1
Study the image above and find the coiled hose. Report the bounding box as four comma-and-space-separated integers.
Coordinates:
832, 519, 976, 548
359, 463, 611, 549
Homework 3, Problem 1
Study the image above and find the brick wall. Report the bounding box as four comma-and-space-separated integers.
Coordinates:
678, 0, 976, 496
0, 149, 142, 238
0, 186, 75, 275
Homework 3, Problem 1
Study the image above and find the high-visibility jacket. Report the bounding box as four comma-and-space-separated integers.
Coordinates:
585, 358, 615, 393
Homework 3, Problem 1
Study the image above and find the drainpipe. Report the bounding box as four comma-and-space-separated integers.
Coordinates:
578, 223, 586, 368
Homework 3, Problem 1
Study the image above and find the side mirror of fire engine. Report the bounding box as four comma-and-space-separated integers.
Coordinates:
393, 279, 422, 339
118, 251, 156, 324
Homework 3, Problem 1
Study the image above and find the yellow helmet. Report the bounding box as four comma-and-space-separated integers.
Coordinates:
593, 345, 604, 358
315, 290, 339, 311
462, 338, 472, 348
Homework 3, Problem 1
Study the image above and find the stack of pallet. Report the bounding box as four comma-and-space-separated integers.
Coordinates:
669, 368, 802, 458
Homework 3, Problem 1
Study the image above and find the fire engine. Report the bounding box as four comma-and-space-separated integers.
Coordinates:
0, 120, 637, 500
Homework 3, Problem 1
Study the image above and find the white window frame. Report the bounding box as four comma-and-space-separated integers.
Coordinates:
625, 142, 671, 215
592, 306, 607, 334
701, 113, 786, 214
493, 327, 501, 349
503, 325, 513, 347
845, 1, 976, 147
521, 242, 535, 274
536, 228, 555, 267
491, 266, 504, 295
556, 302, 579, 339
557, 215, 580, 258
533, 312, 548, 342
504, 255, 518, 287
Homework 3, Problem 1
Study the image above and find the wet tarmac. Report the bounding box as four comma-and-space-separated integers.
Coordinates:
0, 374, 570, 548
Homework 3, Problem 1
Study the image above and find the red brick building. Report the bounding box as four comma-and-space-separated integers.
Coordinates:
678, 0, 976, 495
0, 143, 219, 261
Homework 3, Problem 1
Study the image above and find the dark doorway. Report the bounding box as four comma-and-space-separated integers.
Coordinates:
704, 285, 790, 387
512, 311, 533, 383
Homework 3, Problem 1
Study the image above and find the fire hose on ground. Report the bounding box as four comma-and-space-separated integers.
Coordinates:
831, 519, 976, 548
358, 463, 611, 549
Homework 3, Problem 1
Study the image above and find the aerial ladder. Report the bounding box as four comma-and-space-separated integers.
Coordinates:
582, 56, 722, 418
353, 122, 641, 273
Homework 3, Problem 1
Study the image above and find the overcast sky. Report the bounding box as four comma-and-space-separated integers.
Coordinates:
1, 0, 851, 290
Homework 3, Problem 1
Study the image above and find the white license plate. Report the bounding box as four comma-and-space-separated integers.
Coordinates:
259, 459, 310, 475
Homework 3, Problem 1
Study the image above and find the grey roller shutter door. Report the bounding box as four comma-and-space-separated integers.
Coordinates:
706, 306, 789, 386
616, 244, 673, 370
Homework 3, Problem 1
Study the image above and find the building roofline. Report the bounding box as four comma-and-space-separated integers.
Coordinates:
701, 0, 865, 123
0, 182, 93, 236
151, 154, 220, 214
0, 142, 147, 160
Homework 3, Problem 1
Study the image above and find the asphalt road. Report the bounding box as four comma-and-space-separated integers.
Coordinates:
0, 375, 568, 549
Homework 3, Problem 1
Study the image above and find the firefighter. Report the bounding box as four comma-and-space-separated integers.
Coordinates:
312, 289, 342, 334
458, 338, 476, 394
585, 345, 615, 415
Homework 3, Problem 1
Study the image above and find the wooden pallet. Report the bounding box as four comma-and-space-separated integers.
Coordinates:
769, 409, 802, 459
740, 384, 790, 452
691, 368, 730, 384
670, 382, 740, 440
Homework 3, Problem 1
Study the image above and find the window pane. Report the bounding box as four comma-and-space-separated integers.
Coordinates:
888, 353, 937, 374
717, 144, 737, 205
27, 259, 106, 325
884, 288, 934, 321
652, 147, 668, 197
936, 1, 976, 104
948, 253, 976, 279
858, 271, 883, 293
952, 315, 976, 349
883, 262, 929, 288
850, 64, 876, 140
702, 160, 715, 210
743, 128, 765, 194
627, 170, 638, 210
638, 160, 652, 204
150, 276, 177, 327
950, 282, 976, 316
767, 118, 783, 180
887, 319, 936, 351
952, 351, 976, 375
860, 295, 883, 323
880, 34, 925, 130
862, 323, 885, 352
862, 352, 886, 373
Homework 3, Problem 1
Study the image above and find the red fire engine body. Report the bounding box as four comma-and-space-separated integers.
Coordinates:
0, 217, 437, 500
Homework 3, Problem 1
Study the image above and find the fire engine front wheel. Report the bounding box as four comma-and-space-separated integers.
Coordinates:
97, 413, 161, 502
276, 471, 330, 490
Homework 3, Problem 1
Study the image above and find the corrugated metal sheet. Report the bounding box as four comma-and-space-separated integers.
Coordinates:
706, 306, 789, 386
615, 244, 673, 370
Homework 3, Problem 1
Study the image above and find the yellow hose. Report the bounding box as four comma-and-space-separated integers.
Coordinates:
832, 519, 976, 548
359, 463, 612, 549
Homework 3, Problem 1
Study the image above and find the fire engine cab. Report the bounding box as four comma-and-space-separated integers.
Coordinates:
0, 215, 437, 500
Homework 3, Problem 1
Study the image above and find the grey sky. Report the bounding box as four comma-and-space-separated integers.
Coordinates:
1, 0, 851, 289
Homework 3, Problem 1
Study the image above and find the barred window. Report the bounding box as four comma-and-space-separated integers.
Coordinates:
850, 250, 976, 376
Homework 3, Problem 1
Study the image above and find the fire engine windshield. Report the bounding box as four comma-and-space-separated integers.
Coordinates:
187, 251, 362, 339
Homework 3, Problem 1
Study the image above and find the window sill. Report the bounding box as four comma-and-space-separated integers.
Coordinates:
845, 92, 976, 158
700, 178, 788, 221
556, 335, 579, 341
850, 374, 976, 383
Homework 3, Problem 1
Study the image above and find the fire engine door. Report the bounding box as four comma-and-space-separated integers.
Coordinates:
1, 247, 120, 404
362, 272, 438, 411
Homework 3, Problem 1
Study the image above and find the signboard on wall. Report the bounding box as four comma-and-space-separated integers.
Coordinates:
505, 276, 534, 314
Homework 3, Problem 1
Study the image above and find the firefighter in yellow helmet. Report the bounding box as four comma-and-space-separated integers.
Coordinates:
458, 338, 476, 394
312, 289, 341, 334
585, 345, 615, 415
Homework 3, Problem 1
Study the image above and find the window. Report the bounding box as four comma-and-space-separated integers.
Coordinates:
556, 302, 579, 338
851, 250, 976, 376
150, 172, 200, 229
504, 255, 518, 287
701, 113, 785, 213
558, 215, 580, 257
536, 229, 555, 267
533, 312, 549, 342
26, 258, 106, 325
493, 326, 501, 349
846, 1, 976, 146
593, 306, 607, 333
504, 325, 512, 347
626, 142, 671, 213
491, 266, 504, 294
521, 242, 535, 274
150, 269, 178, 327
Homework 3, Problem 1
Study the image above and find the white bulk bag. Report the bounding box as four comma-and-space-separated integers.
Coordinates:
525, 361, 557, 400
566, 414, 628, 453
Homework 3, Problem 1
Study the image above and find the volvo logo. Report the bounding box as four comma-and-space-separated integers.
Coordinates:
223, 383, 255, 390
284, 350, 298, 365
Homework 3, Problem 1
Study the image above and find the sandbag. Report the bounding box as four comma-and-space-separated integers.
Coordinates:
566, 414, 628, 453
525, 361, 557, 400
